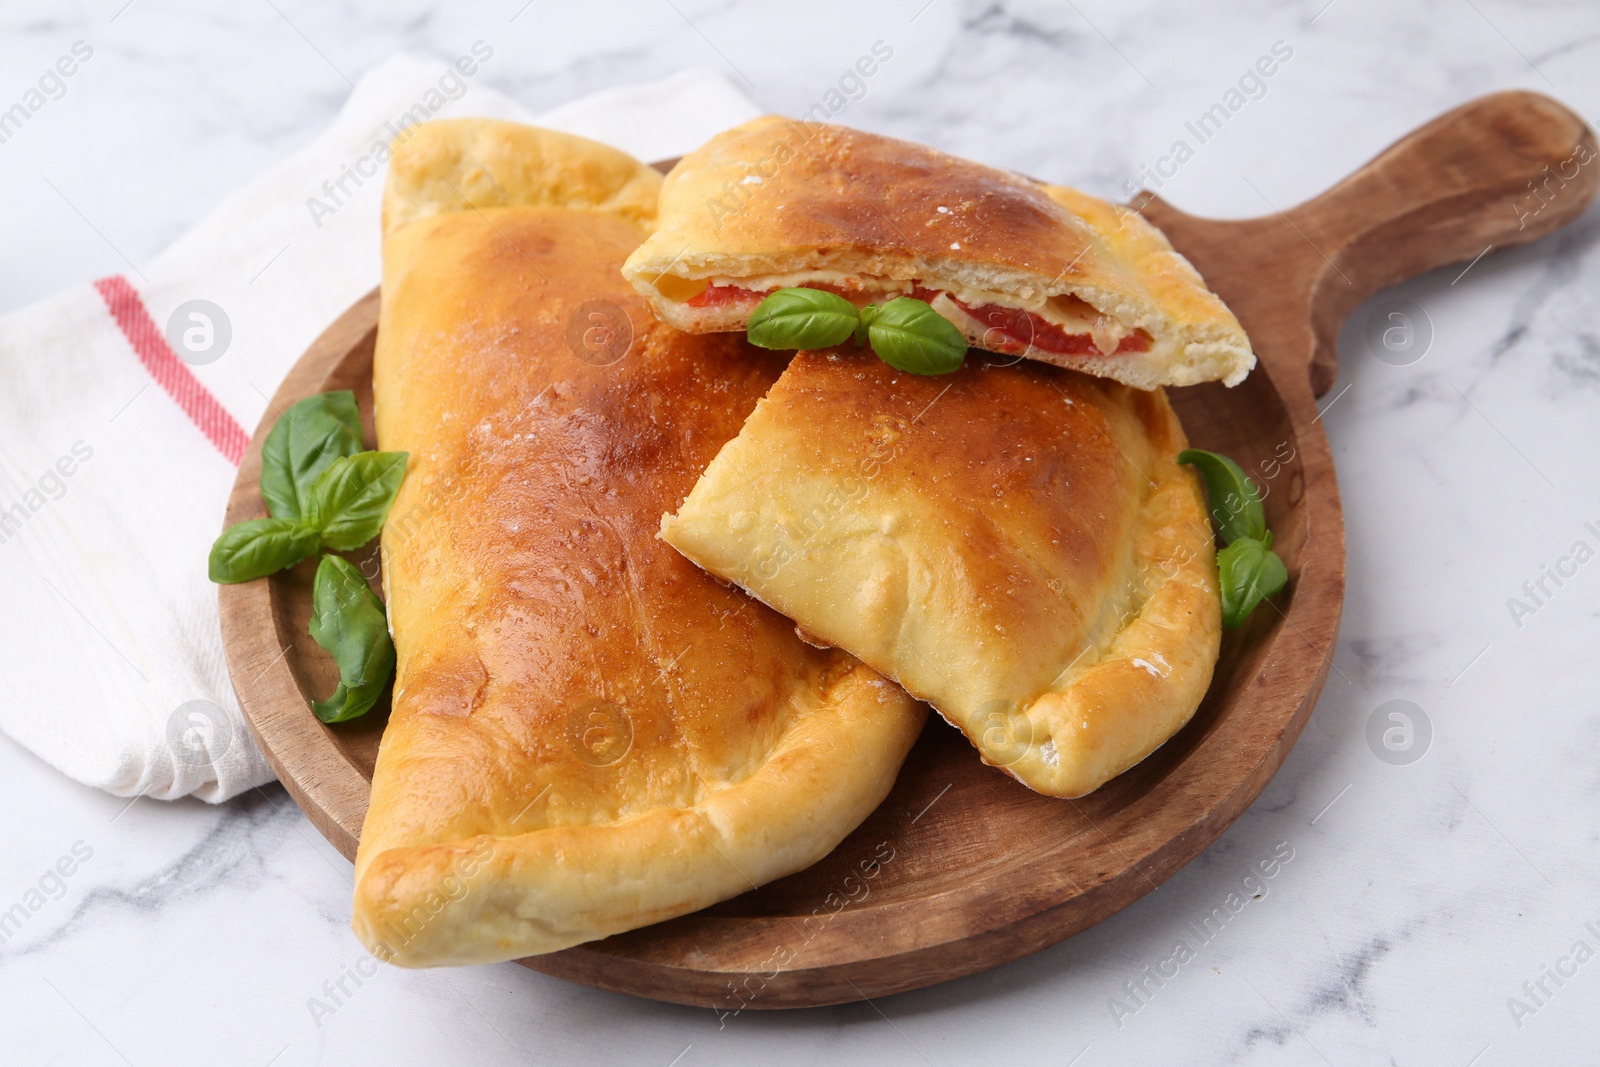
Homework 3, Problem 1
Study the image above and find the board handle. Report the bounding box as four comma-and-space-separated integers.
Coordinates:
1140, 91, 1599, 396
1294, 90, 1598, 392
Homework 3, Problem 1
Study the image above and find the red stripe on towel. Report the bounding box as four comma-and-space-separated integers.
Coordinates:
94, 276, 248, 466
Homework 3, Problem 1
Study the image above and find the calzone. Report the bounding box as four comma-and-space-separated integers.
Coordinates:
353, 119, 925, 966
622, 115, 1254, 389
660, 350, 1222, 798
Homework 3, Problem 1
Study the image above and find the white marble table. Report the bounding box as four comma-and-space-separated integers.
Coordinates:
3, 1, 1599, 1063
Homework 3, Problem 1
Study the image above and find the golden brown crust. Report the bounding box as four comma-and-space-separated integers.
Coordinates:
381, 118, 663, 236
357, 131, 924, 966
660, 350, 1221, 798
621, 116, 1253, 389
634, 116, 1101, 285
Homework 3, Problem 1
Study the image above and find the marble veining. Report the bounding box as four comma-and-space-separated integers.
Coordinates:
3, 0, 1600, 1064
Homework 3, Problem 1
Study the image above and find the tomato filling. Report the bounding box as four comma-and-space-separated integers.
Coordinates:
943, 294, 1151, 356
683, 281, 1150, 356
685, 280, 874, 307
685, 284, 764, 308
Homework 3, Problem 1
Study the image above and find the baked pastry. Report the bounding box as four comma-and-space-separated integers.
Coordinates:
622, 116, 1254, 389
660, 350, 1221, 798
354, 120, 925, 967
380, 117, 664, 234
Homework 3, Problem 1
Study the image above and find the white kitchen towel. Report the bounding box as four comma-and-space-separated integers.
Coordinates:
0, 54, 761, 803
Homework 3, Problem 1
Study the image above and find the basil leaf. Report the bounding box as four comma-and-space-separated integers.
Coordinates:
1178, 448, 1266, 544
866, 296, 967, 375
312, 680, 386, 725
747, 287, 860, 350
208, 517, 320, 583
308, 554, 394, 724
304, 451, 409, 551
260, 391, 365, 521
1217, 535, 1289, 628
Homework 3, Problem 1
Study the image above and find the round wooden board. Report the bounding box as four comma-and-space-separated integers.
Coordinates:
218, 92, 1595, 1009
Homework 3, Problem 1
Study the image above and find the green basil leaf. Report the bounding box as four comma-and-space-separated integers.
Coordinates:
1217, 535, 1289, 628
747, 287, 860, 350
312, 679, 388, 725
308, 681, 362, 724
1178, 448, 1266, 544
308, 554, 394, 724
208, 517, 320, 583
304, 451, 409, 551
260, 391, 365, 521
866, 296, 967, 375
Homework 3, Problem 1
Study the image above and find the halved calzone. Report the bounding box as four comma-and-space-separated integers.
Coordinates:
622, 115, 1254, 390
660, 350, 1221, 798
355, 120, 925, 966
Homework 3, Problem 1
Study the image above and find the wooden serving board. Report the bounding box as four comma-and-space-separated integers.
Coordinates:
219, 92, 1596, 1009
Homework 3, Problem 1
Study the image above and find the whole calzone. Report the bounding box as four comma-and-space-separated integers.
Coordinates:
661, 349, 1222, 799
353, 119, 925, 967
